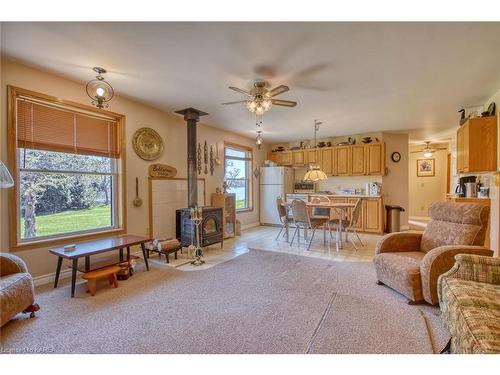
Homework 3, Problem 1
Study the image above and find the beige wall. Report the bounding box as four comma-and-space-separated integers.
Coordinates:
408, 143, 448, 218
382, 133, 409, 227
0, 58, 268, 277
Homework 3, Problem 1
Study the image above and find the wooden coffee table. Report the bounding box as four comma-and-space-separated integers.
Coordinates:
49, 234, 153, 297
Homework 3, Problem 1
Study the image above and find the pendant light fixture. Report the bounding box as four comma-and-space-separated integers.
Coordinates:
255, 114, 264, 149
304, 119, 327, 181
86, 67, 114, 109
0, 160, 14, 188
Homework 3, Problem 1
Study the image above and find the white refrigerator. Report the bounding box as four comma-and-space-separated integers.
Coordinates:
260, 166, 294, 225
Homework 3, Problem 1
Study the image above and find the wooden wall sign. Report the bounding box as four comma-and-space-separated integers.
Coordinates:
148, 164, 177, 178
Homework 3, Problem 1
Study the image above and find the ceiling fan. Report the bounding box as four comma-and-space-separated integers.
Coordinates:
410, 141, 448, 158
222, 81, 297, 115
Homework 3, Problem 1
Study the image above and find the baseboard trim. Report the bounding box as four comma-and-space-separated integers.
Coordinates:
241, 222, 260, 231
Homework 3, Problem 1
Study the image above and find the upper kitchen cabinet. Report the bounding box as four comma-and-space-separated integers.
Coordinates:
292, 150, 305, 165
305, 149, 318, 164
365, 143, 386, 175
268, 141, 386, 176
456, 116, 497, 173
276, 151, 292, 165
351, 145, 366, 175
335, 146, 351, 175
319, 147, 335, 175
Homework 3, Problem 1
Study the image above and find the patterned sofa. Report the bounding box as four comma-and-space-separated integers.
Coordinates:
438, 254, 500, 354
0, 253, 39, 326
373, 202, 492, 305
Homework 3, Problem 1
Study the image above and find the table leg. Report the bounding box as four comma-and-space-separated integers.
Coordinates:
141, 243, 150, 271
119, 248, 124, 262
54, 256, 63, 288
126, 246, 131, 262
71, 258, 78, 297
85, 256, 90, 272
285, 223, 289, 242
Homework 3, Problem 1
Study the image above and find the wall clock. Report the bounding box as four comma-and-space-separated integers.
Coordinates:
391, 151, 401, 163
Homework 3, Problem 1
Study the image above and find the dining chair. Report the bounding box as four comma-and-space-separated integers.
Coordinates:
290, 199, 325, 250
275, 196, 292, 241
330, 198, 364, 250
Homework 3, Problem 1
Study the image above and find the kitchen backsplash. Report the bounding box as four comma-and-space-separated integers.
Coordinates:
294, 167, 382, 192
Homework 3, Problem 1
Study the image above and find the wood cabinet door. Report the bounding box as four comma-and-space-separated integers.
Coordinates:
335, 146, 351, 175
320, 148, 334, 175
277, 152, 292, 165
366, 143, 385, 175
456, 127, 463, 173
268, 152, 278, 163
347, 198, 363, 229
305, 149, 318, 164
364, 198, 383, 233
292, 150, 305, 165
351, 145, 366, 175
462, 124, 469, 172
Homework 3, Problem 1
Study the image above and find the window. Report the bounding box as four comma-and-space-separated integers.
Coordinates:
224, 143, 253, 211
8, 86, 125, 248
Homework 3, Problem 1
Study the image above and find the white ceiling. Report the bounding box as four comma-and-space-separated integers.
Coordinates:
2, 22, 500, 143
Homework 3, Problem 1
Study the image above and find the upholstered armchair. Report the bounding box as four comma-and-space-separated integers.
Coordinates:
0, 253, 39, 326
373, 202, 492, 305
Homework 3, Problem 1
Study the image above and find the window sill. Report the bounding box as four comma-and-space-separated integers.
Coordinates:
236, 207, 253, 213
11, 227, 126, 252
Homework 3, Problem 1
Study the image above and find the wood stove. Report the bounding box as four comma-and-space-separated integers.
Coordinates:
176, 207, 223, 248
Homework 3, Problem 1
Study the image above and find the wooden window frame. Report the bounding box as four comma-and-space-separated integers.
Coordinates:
223, 141, 253, 213
7, 86, 127, 251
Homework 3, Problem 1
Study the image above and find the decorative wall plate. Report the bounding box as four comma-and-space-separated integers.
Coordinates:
132, 127, 164, 161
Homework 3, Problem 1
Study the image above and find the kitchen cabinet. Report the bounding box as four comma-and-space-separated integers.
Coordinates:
366, 143, 385, 175
335, 146, 351, 175
456, 116, 496, 173
319, 148, 334, 175
363, 198, 384, 233
305, 149, 318, 164
268, 141, 386, 176
292, 150, 305, 165
276, 151, 292, 165
351, 145, 366, 175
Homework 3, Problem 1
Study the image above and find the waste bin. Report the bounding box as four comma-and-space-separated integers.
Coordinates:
385, 205, 405, 233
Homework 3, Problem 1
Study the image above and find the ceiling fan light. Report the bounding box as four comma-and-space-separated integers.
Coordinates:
255, 105, 265, 116
262, 98, 272, 111
423, 150, 433, 158
246, 100, 257, 112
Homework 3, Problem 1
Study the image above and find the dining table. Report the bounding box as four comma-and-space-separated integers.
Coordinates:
282, 200, 356, 250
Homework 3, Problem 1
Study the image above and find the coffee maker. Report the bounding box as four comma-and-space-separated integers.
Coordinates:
455, 176, 476, 197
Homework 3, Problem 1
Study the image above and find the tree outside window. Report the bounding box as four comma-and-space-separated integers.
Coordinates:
224, 145, 252, 210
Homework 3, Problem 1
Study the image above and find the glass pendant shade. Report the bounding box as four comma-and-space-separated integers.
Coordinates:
423, 150, 433, 158
0, 160, 14, 188
246, 100, 257, 112
304, 166, 328, 181
86, 79, 114, 109
255, 132, 263, 149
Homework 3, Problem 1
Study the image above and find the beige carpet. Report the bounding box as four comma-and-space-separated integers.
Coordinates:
0, 250, 449, 354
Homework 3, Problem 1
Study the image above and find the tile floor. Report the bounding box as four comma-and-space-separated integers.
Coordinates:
147, 225, 384, 271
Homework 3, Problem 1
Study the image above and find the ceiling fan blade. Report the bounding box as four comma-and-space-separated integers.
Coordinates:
272, 99, 297, 107
228, 86, 252, 97
268, 85, 290, 97
221, 100, 247, 105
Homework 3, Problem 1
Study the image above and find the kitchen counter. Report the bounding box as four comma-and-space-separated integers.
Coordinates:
287, 193, 381, 199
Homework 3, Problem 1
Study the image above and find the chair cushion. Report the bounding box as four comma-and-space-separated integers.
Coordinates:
440, 277, 500, 353
0, 273, 35, 327
420, 202, 489, 252
373, 252, 425, 301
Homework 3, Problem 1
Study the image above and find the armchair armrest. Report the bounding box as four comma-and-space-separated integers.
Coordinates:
0, 253, 28, 277
440, 254, 500, 285
375, 232, 422, 255
421, 245, 493, 305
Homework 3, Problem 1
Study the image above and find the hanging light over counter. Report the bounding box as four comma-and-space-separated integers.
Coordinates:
304, 165, 328, 181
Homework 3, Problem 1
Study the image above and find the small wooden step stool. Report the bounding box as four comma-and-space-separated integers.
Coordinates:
82, 265, 120, 296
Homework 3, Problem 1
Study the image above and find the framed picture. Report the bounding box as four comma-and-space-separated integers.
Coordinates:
417, 158, 435, 177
